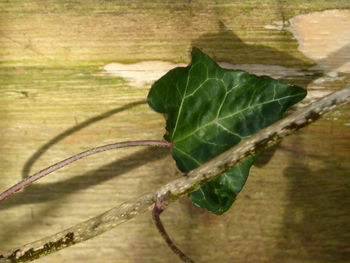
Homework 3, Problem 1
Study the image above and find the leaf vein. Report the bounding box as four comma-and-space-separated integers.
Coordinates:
174, 93, 303, 143
171, 67, 193, 139
173, 145, 201, 165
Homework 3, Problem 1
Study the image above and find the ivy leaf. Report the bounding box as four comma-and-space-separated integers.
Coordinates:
147, 48, 306, 214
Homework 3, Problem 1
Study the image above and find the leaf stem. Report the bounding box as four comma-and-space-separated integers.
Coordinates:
0, 140, 171, 203
152, 198, 195, 263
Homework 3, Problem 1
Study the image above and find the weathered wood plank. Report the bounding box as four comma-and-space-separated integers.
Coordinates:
0, 1, 349, 262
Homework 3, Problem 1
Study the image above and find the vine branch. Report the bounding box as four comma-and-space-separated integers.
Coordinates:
0, 86, 349, 263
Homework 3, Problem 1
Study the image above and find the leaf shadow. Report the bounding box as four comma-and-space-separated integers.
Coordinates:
192, 21, 313, 68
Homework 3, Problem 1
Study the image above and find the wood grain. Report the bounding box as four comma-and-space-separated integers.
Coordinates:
0, 1, 349, 262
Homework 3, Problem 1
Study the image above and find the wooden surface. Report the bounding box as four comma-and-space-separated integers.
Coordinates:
0, 1, 349, 262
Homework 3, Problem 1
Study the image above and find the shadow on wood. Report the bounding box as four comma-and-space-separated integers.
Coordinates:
276, 137, 350, 262
0, 101, 169, 247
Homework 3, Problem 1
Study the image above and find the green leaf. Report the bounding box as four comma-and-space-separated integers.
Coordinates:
147, 48, 307, 214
